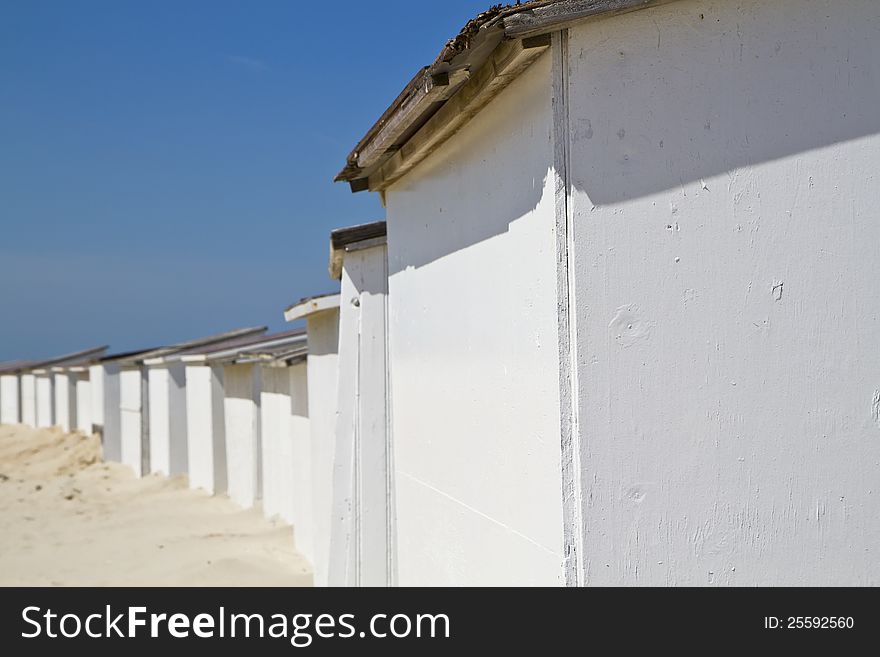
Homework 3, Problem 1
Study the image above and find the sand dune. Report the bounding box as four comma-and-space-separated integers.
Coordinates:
0, 425, 312, 586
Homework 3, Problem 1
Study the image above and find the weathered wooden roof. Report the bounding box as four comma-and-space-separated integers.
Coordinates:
179, 328, 307, 364
233, 339, 310, 367
16, 346, 109, 373
328, 221, 387, 280
283, 292, 341, 322
336, 0, 665, 192
117, 326, 267, 365
0, 360, 35, 374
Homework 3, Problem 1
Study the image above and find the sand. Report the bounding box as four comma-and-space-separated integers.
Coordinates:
0, 425, 312, 586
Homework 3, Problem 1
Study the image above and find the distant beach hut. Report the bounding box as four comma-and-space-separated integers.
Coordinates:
92, 348, 155, 463
111, 327, 266, 478
23, 347, 109, 430
146, 328, 267, 494
0, 360, 32, 425
325, 221, 391, 586
51, 350, 108, 434
176, 329, 306, 508
284, 292, 340, 586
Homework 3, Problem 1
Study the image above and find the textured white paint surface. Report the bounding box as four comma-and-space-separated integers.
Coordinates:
223, 363, 261, 509
20, 374, 36, 427
288, 363, 311, 557
384, 53, 565, 585
329, 243, 391, 586
75, 376, 91, 434
53, 372, 74, 433
562, 0, 880, 585
119, 367, 145, 476
147, 363, 188, 476
0, 374, 20, 425
98, 364, 122, 462
35, 374, 54, 428
260, 366, 293, 522
185, 364, 226, 494
89, 364, 104, 431
305, 309, 339, 587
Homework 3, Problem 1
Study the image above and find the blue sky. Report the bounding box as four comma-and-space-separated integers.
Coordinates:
0, 0, 491, 360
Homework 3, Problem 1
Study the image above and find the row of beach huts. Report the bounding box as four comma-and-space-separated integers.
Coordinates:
0, 221, 387, 587
4, 0, 880, 585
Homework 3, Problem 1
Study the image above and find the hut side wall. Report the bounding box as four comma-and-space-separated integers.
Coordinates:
185, 363, 227, 494
0, 374, 20, 425
35, 373, 54, 428
328, 243, 391, 587
98, 364, 122, 461
223, 363, 261, 509
148, 363, 188, 477
383, 53, 564, 586
288, 362, 311, 569
260, 366, 293, 522
74, 374, 91, 434
119, 367, 145, 476
563, 0, 880, 585
20, 374, 36, 427
53, 372, 75, 433
305, 309, 339, 587
89, 364, 104, 434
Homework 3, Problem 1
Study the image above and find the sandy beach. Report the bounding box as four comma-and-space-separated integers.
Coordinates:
0, 425, 312, 586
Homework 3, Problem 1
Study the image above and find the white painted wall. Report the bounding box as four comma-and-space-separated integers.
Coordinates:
223, 363, 261, 508
53, 372, 75, 433
75, 375, 91, 434
35, 374, 54, 428
89, 364, 104, 433
329, 243, 392, 586
97, 364, 123, 462
185, 364, 227, 494
120, 367, 148, 476
305, 309, 339, 587
260, 366, 296, 524
148, 363, 188, 476
383, 52, 565, 586
20, 374, 36, 427
560, 0, 880, 585
0, 374, 19, 425
288, 362, 311, 566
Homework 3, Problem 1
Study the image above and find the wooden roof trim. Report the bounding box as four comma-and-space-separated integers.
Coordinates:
335, 0, 671, 191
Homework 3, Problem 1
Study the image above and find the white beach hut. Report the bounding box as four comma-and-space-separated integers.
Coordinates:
18, 347, 109, 431
227, 336, 310, 539
175, 329, 307, 509
334, 0, 880, 585
92, 348, 154, 464
51, 349, 108, 433
318, 222, 391, 586
111, 327, 266, 478
147, 328, 270, 494
284, 292, 340, 586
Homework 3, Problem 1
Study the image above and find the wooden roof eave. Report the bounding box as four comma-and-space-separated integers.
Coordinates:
336, 0, 671, 193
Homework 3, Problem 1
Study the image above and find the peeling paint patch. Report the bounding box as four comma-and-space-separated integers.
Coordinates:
609, 305, 652, 348
772, 281, 784, 301
624, 483, 650, 505
872, 390, 880, 429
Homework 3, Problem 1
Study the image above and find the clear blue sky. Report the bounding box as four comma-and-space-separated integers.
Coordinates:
0, 0, 491, 360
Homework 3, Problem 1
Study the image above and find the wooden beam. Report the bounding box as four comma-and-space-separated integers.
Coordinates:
368, 34, 551, 192
355, 69, 471, 173
503, 0, 671, 38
